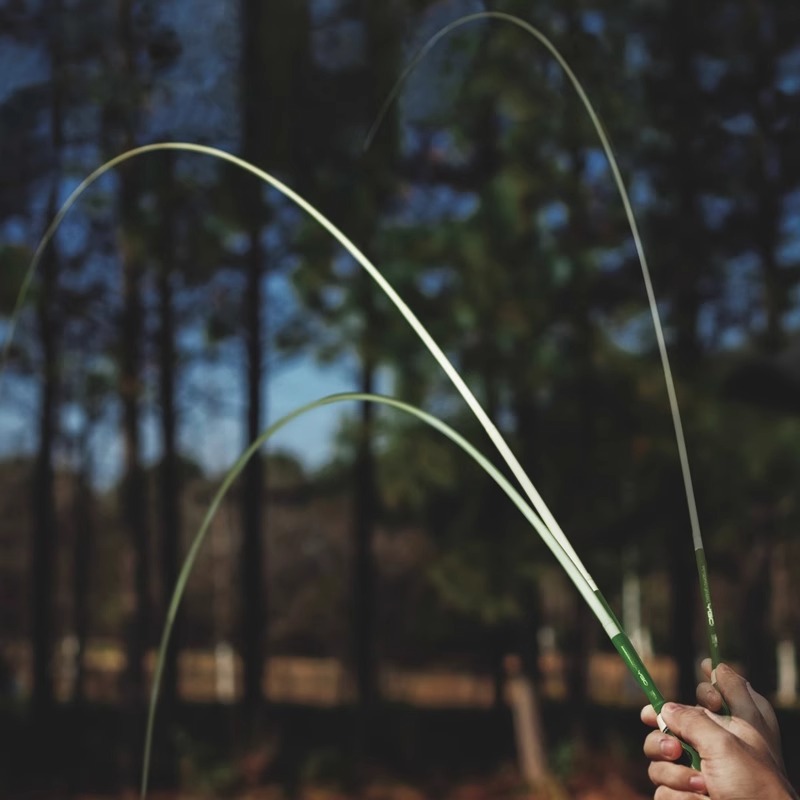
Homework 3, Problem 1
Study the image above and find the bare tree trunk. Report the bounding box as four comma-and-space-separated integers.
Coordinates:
505, 655, 551, 790
32, 195, 59, 718
549, 7, 599, 735
750, 6, 783, 354
666, 0, 704, 702
742, 519, 775, 692
155, 151, 182, 786
71, 431, 93, 704
241, 212, 267, 730
669, 529, 698, 702
349, 1, 402, 758
235, 0, 310, 740
114, 1, 150, 788
157, 150, 181, 721
31, 0, 66, 720
119, 179, 149, 708
239, 0, 268, 732
477, 364, 508, 708
353, 291, 377, 730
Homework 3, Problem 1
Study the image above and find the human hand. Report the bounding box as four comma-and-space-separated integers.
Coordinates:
695, 659, 784, 772
641, 702, 798, 799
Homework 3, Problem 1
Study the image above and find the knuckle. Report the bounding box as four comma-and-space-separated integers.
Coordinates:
679, 705, 702, 722
643, 730, 661, 752
721, 663, 747, 688
648, 761, 665, 785
695, 682, 717, 708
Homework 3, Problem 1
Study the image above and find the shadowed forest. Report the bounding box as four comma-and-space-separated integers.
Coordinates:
4, 0, 800, 798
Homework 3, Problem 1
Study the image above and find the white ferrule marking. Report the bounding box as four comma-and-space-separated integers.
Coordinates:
711, 668, 718, 686
657, 713, 668, 733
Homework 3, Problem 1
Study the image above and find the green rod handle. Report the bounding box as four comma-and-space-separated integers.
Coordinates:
610, 630, 701, 771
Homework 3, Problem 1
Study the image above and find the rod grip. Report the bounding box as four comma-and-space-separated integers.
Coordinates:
656, 712, 702, 770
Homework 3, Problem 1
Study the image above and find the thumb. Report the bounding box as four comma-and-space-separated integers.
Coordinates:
661, 703, 731, 754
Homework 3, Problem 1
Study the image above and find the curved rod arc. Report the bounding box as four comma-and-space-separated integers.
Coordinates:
4, 140, 597, 598
366, 11, 718, 665
1, 142, 697, 787
141, 391, 666, 798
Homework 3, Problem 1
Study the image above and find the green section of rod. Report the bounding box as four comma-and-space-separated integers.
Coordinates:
611, 631, 701, 770
610, 630, 664, 711
695, 547, 721, 666
695, 547, 729, 714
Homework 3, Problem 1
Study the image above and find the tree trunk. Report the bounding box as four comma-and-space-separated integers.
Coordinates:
751, 7, 783, 354
236, 0, 311, 738
31, 0, 66, 720
477, 363, 509, 708
154, 151, 182, 786
669, 522, 698, 702
560, 10, 598, 729
119, 174, 149, 708
666, 0, 704, 700
505, 655, 551, 790
157, 150, 181, 720
31, 196, 59, 718
741, 6, 783, 692
348, 0, 402, 756
115, 2, 150, 788
71, 434, 93, 704
353, 335, 377, 732
239, 0, 269, 733
240, 214, 267, 729
742, 521, 775, 692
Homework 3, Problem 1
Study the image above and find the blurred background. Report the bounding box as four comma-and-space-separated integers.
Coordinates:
3, 0, 800, 797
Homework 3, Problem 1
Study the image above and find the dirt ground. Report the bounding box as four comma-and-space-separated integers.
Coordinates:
51, 749, 653, 800
68, 774, 652, 800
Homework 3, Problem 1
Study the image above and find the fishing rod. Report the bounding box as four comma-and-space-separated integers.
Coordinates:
4, 140, 701, 779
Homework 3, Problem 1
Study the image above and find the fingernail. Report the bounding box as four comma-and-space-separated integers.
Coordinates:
663, 702, 678, 713
689, 775, 707, 792
659, 738, 674, 756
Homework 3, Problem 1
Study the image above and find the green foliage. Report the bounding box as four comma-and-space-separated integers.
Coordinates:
429, 545, 521, 625
173, 728, 239, 796
299, 746, 354, 790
